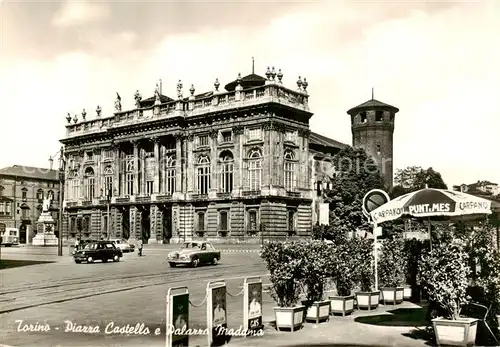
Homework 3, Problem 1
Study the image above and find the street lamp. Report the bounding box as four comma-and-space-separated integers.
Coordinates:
57, 146, 66, 256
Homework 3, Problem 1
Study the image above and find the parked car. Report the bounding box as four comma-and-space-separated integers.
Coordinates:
166, 241, 220, 268
109, 238, 135, 252
73, 241, 123, 263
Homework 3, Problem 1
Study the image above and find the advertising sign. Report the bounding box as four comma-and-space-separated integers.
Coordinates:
166, 287, 189, 347
243, 277, 263, 332
207, 282, 227, 346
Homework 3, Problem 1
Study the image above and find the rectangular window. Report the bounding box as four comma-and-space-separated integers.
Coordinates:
247, 128, 261, 141
22, 191, 27, 200
284, 162, 295, 191
360, 112, 367, 123
165, 168, 176, 195
126, 173, 134, 195
87, 151, 93, 161
197, 166, 210, 195
198, 212, 205, 231
0, 203, 4, 214
5, 202, 10, 215
21, 209, 28, 219
197, 135, 209, 147
146, 181, 154, 195
375, 111, 383, 122
221, 131, 232, 143
248, 210, 258, 231
219, 211, 228, 231
288, 210, 295, 231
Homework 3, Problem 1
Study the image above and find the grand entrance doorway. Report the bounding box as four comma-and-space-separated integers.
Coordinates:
162, 206, 172, 244
122, 207, 130, 240
141, 206, 150, 243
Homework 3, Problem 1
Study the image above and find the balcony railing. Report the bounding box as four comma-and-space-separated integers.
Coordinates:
65, 83, 309, 138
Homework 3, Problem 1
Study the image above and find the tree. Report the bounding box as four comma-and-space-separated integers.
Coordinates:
392, 166, 447, 198
319, 146, 384, 240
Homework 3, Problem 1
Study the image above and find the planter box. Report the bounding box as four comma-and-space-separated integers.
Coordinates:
328, 295, 355, 316
381, 287, 404, 305
274, 305, 305, 332
355, 291, 380, 310
432, 317, 478, 347
301, 300, 330, 323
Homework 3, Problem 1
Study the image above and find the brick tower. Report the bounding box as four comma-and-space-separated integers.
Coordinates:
347, 93, 399, 188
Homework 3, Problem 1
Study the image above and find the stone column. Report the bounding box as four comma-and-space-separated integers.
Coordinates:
232, 126, 244, 193
78, 151, 84, 200
132, 140, 139, 196
262, 122, 272, 188
141, 148, 146, 195
113, 144, 120, 197
174, 133, 183, 193
209, 129, 218, 193
153, 137, 160, 194
149, 204, 159, 243
186, 133, 194, 193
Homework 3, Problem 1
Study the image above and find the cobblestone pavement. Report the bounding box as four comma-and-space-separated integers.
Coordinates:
0, 247, 432, 347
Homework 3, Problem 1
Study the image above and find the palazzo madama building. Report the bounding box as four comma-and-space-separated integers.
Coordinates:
60, 66, 395, 243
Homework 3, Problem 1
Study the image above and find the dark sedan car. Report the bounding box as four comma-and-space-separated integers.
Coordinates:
74, 241, 122, 263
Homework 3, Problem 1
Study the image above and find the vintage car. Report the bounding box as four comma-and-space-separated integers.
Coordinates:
166, 241, 221, 268
73, 241, 123, 263
109, 238, 135, 252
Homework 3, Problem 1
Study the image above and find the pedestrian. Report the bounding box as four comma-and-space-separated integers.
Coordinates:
138, 238, 143, 256
74, 237, 80, 251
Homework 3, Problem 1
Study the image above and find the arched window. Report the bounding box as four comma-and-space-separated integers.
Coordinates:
284, 150, 296, 191
84, 167, 95, 200
197, 156, 211, 195
103, 165, 114, 197
125, 155, 134, 196
36, 189, 44, 200
70, 171, 80, 200
248, 148, 262, 191
219, 151, 234, 193
164, 155, 176, 195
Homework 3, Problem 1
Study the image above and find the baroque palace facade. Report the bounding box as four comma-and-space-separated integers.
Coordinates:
60, 67, 396, 243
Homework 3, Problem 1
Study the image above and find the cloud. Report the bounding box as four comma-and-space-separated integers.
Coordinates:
52, 1, 110, 27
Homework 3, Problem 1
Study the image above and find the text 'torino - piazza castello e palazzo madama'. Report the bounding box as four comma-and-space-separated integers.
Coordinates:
60, 66, 348, 243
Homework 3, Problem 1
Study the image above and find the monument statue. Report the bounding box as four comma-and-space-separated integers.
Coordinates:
134, 90, 142, 108
154, 84, 161, 105
115, 92, 122, 111
42, 194, 52, 212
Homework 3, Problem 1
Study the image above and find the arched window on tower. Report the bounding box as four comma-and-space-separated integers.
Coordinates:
219, 151, 234, 193
83, 167, 95, 200
284, 150, 296, 191
197, 156, 211, 195
247, 148, 262, 191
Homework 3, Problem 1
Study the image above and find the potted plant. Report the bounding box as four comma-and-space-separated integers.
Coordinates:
328, 238, 356, 316
261, 241, 306, 332
420, 238, 478, 347
300, 240, 331, 323
379, 237, 405, 306
354, 237, 380, 310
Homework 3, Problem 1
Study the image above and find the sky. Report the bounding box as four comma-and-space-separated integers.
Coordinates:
0, 0, 499, 188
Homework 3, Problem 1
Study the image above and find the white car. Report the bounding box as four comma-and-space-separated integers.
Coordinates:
109, 239, 135, 252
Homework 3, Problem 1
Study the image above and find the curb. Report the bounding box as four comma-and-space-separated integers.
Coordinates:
220, 249, 261, 253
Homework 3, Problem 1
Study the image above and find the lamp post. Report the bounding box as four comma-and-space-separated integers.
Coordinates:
57, 146, 66, 256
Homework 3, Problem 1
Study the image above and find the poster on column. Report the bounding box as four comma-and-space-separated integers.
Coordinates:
246, 282, 263, 331
209, 285, 227, 346
170, 293, 189, 347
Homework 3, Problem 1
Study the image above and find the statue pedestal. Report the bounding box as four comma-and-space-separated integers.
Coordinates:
32, 212, 58, 246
